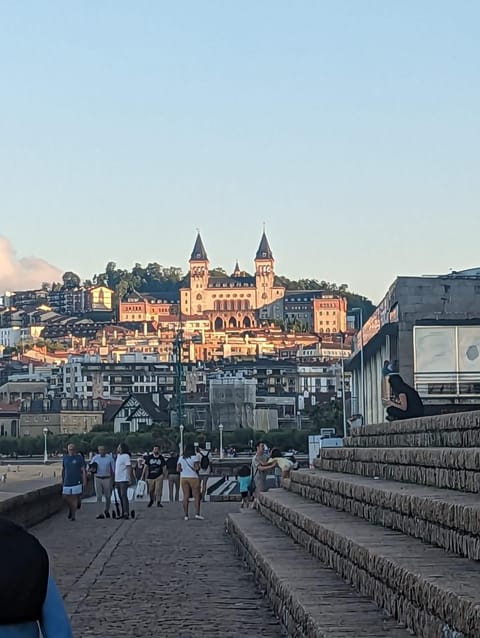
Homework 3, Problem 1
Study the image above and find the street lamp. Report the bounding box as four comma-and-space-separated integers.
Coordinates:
351, 307, 365, 424
179, 424, 184, 455
337, 333, 348, 438
218, 424, 224, 460
43, 428, 49, 464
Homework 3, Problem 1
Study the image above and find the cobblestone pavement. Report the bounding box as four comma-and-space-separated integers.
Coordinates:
32, 500, 284, 637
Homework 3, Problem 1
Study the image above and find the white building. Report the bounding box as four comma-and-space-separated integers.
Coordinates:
0, 326, 28, 348
62, 354, 177, 400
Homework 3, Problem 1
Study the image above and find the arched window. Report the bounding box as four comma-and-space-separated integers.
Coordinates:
243, 317, 251, 328
229, 317, 237, 328
214, 317, 224, 331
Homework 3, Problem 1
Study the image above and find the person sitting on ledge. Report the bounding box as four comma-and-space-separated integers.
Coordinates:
382, 374, 424, 421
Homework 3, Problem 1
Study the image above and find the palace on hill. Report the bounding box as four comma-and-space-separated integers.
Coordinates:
120, 231, 347, 338
181, 231, 285, 329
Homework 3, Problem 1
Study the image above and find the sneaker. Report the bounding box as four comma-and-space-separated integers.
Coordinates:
147, 499, 154, 508
157, 502, 163, 508
184, 516, 189, 521
195, 514, 204, 520
105, 511, 111, 519
96, 514, 105, 520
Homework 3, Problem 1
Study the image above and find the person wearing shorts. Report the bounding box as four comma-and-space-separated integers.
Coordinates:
177, 444, 203, 521
197, 445, 211, 501
237, 464, 252, 509
62, 443, 87, 521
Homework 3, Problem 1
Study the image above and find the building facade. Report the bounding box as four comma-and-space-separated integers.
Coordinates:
180, 232, 285, 330
119, 291, 179, 323
348, 271, 480, 425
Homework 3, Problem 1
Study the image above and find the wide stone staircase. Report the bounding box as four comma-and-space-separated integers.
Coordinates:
227, 411, 480, 638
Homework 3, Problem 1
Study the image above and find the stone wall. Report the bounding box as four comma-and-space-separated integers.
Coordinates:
0, 483, 63, 528
0, 478, 95, 528
346, 410, 480, 447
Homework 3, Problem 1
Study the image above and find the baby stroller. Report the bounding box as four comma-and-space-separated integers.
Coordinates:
112, 476, 139, 519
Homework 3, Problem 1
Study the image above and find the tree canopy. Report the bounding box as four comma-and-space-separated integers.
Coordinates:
37, 261, 377, 322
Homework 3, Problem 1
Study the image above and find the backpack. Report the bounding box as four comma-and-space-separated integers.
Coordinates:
200, 451, 210, 471
0, 518, 49, 625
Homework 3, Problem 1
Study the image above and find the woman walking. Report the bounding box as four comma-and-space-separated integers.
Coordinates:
115, 443, 133, 519
177, 444, 203, 521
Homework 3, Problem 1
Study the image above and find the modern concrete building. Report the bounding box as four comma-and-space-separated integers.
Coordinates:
348, 271, 480, 424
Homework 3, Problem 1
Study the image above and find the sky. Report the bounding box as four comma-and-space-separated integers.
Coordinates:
0, 1, 479, 302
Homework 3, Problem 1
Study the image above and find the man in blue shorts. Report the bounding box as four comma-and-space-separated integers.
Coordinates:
62, 443, 87, 521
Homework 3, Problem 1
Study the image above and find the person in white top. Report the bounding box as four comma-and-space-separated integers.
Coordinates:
89, 445, 115, 519
177, 443, 204, 521
115, 443, 133, 519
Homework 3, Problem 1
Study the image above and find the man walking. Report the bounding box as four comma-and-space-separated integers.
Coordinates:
89, 445, 114, 519
143, 445, 166, 508
62, 443, 87, 521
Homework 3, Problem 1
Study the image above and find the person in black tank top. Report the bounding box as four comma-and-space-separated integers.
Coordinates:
383, 374, 424, 421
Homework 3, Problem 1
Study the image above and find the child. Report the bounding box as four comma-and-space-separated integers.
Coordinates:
260, 448, 294, 480
237, 464, 252, 509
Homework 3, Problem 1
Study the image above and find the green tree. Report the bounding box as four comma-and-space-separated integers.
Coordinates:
62, 271, 81, 289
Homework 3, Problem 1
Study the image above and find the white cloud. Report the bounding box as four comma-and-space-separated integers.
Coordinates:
0, 236, 62, 292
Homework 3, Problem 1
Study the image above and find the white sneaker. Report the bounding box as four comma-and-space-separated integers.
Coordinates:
195, 514, 204, 520
184, 516, 189, 521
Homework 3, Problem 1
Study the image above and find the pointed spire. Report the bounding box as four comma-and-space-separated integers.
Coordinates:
190, 232, 208, 261
255, 231, 273, 260
232, 260, 241, 277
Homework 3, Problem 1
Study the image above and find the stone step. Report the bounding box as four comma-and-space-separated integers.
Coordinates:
345, 411, 480, 448
258, 489, 480, 638
288, 469, 480, 561
226, 510, 412, 638
315, 447, 480, 492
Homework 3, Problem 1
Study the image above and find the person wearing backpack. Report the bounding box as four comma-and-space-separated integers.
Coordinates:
0, 518, 72, 637
197, 445, 211, 502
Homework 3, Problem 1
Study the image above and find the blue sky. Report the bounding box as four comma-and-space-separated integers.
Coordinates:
1, 1, 479, 302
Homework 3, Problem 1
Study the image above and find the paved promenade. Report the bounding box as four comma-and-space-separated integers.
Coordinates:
32, 500, 283, 637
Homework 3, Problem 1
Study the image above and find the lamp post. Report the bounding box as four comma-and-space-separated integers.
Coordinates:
351, 307, 365, 423
338, 332, 347, 438
179, 424, 184, 455
218, 424, 224, 460
43, 428, 49, 464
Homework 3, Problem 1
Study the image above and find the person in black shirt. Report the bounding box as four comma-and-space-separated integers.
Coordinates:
165, 451, 180, 502
383, 374, 424, 421
142, 446, 166, 508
